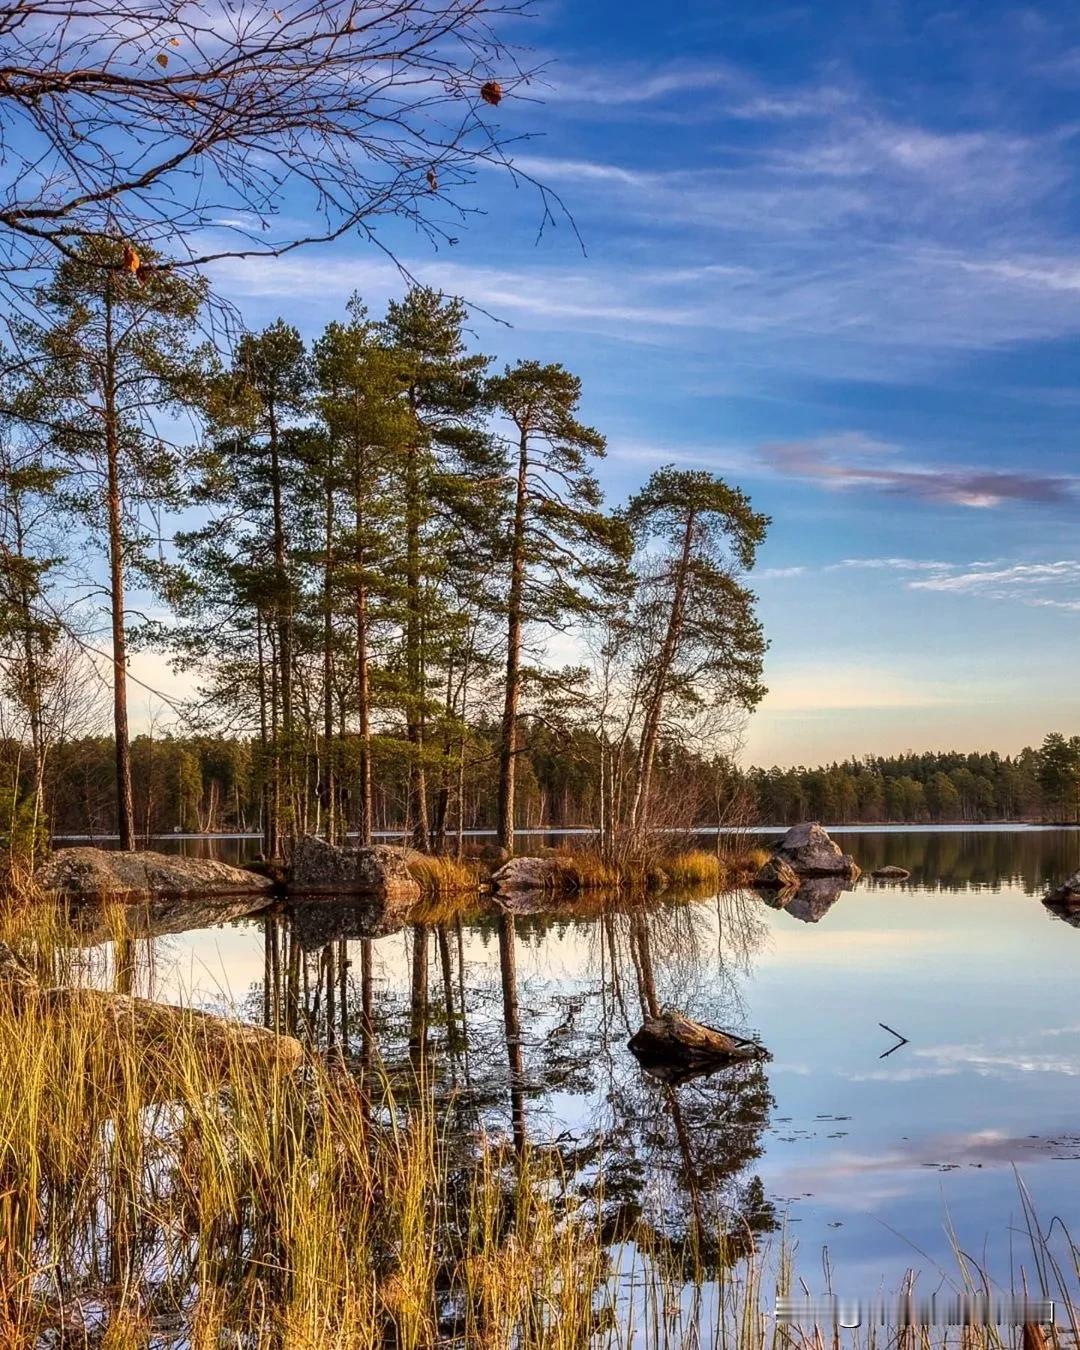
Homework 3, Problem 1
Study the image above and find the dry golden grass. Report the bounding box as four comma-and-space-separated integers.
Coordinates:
406, 852, 487, 895
405, 843, 767, 900
548, 849, 624, 890
659, 848, 725, 887
0, 901, 611, 1348
548, 844, 769, 893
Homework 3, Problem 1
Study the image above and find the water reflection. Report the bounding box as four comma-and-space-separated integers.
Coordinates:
43, 826, 1080, 1310
193, 887, 783, 1276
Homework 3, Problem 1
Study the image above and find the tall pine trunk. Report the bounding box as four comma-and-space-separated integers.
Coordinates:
627, 508, 696, 840
353, 433, 373, 845
103, 282, 135, 851
268, 401, 293, 849
496, 430, 529, 856
404, 442, 429, 849
321, 465, 336, 842
431, 659, 455, 853
256, 611, 277, 859
12, 492, 46, 862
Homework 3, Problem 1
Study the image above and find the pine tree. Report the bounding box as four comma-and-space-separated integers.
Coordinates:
0, 374, 65, 861
623, 467, 768, 840
487, 360, 628, 856
209, 321, 311, 854
26, 240, 209, 849
314, 300, 412, 844
379, 287, 493, 849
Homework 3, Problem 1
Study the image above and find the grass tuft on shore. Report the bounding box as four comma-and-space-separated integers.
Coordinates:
523, 844, 771, 894
406, 852, 486, 894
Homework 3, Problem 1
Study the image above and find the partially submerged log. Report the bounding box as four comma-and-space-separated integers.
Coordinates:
871, 865, 911, 880
36, 847, 274, 903
629, 1008, 768, 1074
0, 941, 303, 1082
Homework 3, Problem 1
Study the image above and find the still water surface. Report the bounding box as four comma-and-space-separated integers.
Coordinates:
78, 827, 1080, 1297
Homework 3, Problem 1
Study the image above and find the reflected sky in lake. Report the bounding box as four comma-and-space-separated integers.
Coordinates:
83, 827, 1080, 1296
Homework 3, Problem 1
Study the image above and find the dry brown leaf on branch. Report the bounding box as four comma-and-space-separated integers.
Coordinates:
156, 52, 169, 68
426, 168, 438, 191
480, 80, 503, 106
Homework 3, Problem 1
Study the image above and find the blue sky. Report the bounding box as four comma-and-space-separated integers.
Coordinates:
173, 0, 1080, 766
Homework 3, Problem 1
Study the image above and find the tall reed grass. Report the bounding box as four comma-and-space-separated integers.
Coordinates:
0, 918, 608, 1346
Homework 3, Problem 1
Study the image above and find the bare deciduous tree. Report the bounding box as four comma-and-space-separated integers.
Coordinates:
0, 0, 545, 280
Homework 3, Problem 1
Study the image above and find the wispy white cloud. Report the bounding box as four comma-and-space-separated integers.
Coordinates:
1028, 597, 1080, 612
826, 558, 956, 572
754, 555, 1080, 618
542, 59, 850, 121
756, 565, 807, 579
544, 61, 738, 107
212, 253, 705, 333
958, 256, 1080, 293
910, 561, 1080, 593
906, 561, 1080, 614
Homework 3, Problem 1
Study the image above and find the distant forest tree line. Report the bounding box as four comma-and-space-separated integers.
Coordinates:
12, 730, 1080, 843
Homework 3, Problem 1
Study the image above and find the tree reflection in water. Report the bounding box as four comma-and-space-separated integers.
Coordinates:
251, 885, 778, 1282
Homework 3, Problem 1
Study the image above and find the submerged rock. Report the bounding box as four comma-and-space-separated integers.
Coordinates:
36, 848, 274, 902
871, 865, 911, 880
773, 823, 860, 879
288, 836, 420, 900
1044, 898, 1080, 927
0, 940, 303, 1081
752, 855, 801, 890
1045, 869, 1080, 905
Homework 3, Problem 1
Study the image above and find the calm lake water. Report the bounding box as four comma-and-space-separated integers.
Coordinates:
68, 827, 1080, 1302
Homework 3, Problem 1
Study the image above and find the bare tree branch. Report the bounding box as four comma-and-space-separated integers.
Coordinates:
0, 0, 563, 283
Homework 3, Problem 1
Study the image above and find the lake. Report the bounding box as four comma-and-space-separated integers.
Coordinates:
64, 826, 1080, 1311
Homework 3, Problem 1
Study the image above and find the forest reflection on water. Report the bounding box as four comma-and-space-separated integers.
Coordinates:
74, 827, 1080, 1292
